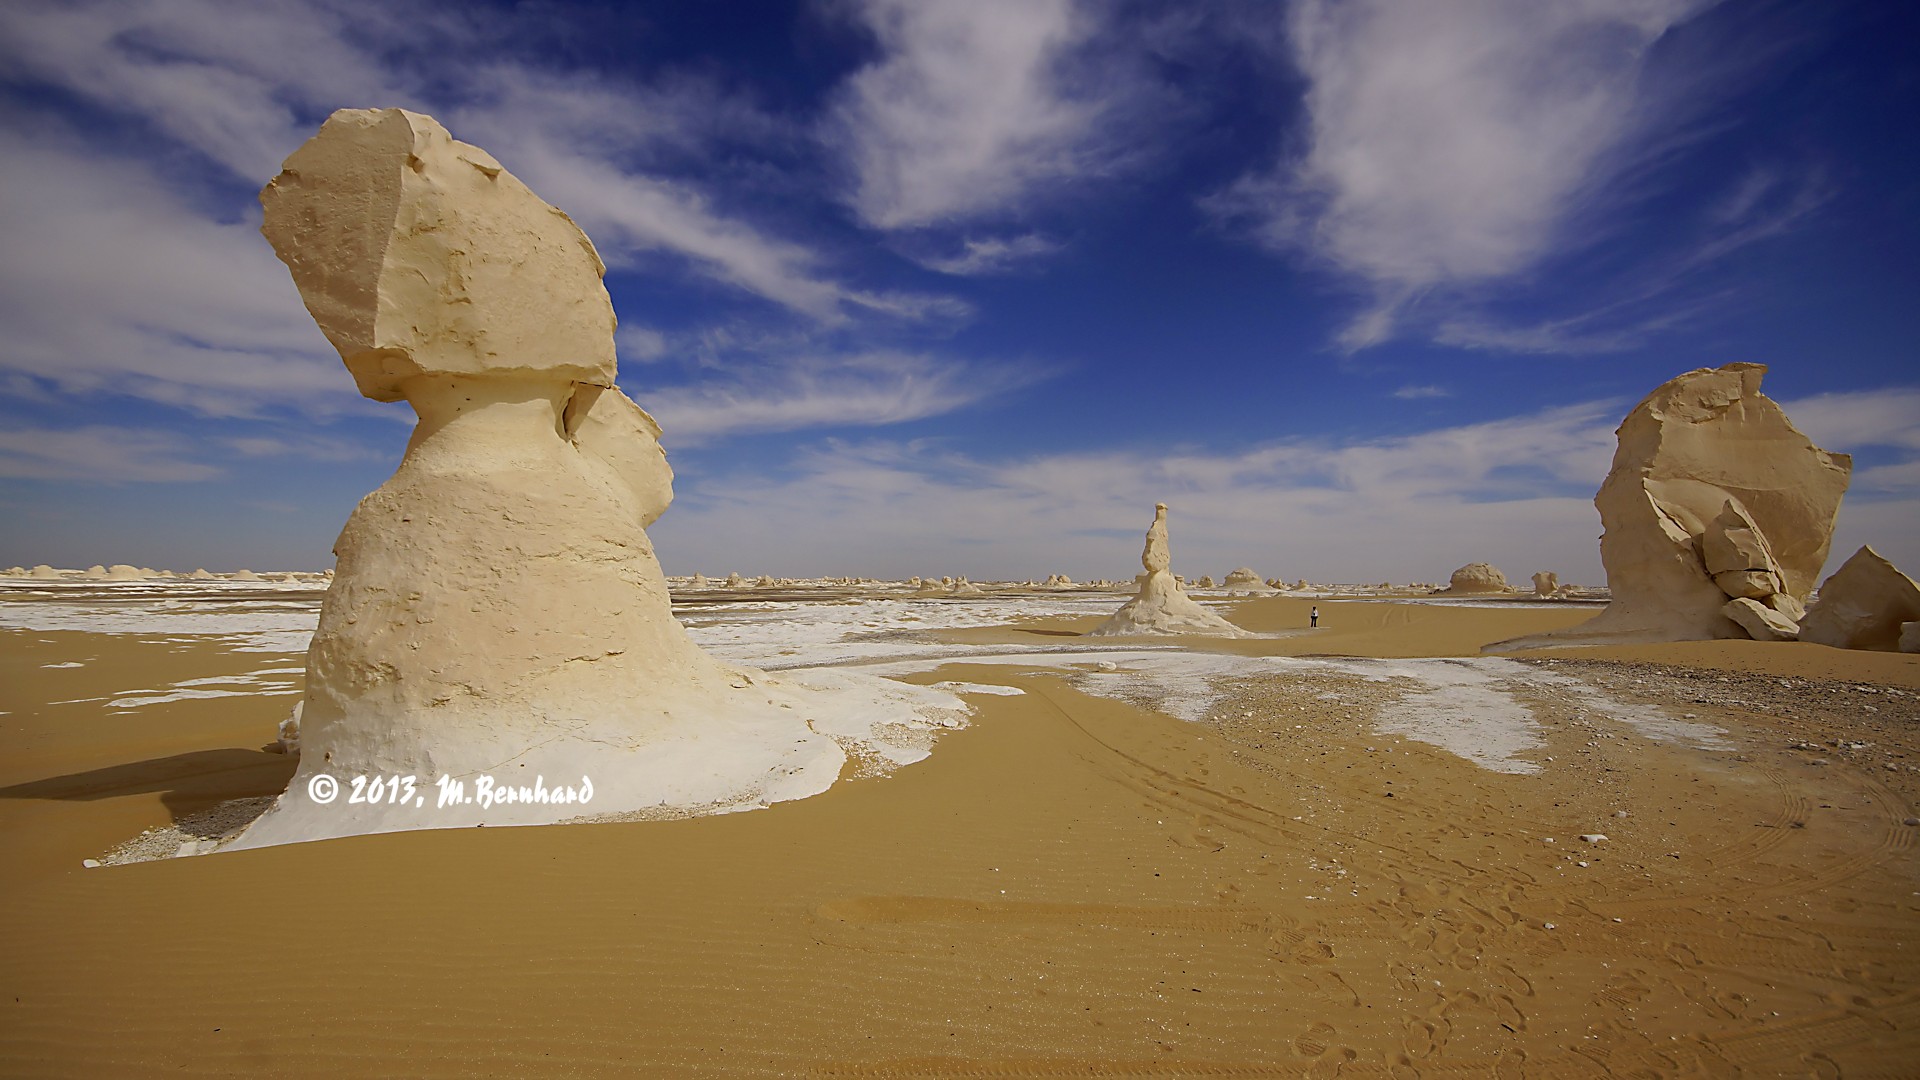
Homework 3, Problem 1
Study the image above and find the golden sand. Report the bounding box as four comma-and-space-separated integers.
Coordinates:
2, 601, 1917, 1076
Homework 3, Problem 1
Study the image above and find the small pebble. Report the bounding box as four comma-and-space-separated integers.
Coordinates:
1095, 661, 1118, 672
1905, 818, 1920, 827
81, 859, 100, 869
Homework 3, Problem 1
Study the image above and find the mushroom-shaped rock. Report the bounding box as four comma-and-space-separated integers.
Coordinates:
1532, 572, 1559, 597
1798, 546, 1920, 652
1089, 505, 1249, 638
228, 108, 961, 850
1447, 563, 1511, 594
1491, 365, 1851, 651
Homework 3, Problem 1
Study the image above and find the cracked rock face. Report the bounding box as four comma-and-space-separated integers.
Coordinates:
1799, 546, 1920, 652
1493, 364, 1851, 651
230, 109, 960, 849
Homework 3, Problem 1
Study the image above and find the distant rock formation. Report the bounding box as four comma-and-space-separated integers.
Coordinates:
29, 565, 58, 579
188, 569, 216, 581
1447, 563, 1511, 594
1196, 575, 1216, 588
1492, 365, 1850, 651
230, 108, 958, 849
1531, 572, 1559, 597
952, 578, 984, 596
1798, 546, 1920, 652
230, 569, 260, 581
105, 564, 146, 580
1089, 505, 1249, 638
688, 572, 709, 588
723, 572, 744, 588
1042, 573, 1075, 588
1221, 567, 1277, 595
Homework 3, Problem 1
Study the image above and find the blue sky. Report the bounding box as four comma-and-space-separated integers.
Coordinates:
0, 0, 1914, 583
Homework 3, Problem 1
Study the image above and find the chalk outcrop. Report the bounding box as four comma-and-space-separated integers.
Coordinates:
1089, 505, 1249, 638
229, 108, 961, 850
1222, 567, 1277, 596
30, 565, 58, 579
1447, 563, 1511, 594
1491, 365, 1850, 651
1532, 572, 1559, 598
1798, 546, 1920, 652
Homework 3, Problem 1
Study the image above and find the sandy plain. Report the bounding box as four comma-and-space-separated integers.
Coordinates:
2, 583, 1917, 1077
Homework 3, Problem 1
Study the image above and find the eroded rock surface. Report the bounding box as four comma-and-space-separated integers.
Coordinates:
1089, 505, 1249, 638
1493, 365, 1850, 651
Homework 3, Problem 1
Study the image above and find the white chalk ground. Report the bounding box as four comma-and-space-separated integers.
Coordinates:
4, 577, 1717, 858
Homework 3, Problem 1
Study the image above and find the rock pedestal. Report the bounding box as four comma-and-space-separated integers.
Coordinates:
1089, 505, 1249, 638
231, 109, 959, 849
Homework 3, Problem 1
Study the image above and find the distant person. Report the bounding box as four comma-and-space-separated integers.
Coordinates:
1310, 605, 1319, 628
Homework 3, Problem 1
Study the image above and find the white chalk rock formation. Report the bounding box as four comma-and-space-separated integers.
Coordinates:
82, 565, 107, 579
1532, 572, 1559, 597
687, 571, 709, 588
1798, 546, 1920, 652
952, 577, 984, 596
1447, 563, 1511, 594
230, 108, 961, 850
1196, 575, 1216, 589
231, 569, 260, 581
105, 564, 146, 580
1492, 365, 1850, 651
30, 565, 59, 579
1221, 567, 1277, 595
1723, 597, 1798, 641
723, 572, 744, 588
1089, 505, 1250, 638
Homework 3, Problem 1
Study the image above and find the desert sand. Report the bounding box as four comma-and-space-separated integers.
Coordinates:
3, 577, 1917, 1077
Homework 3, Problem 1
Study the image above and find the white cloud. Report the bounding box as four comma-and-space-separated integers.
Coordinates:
0, 0, 957, 326
643, 351, 1041, 445
826, 0, 1115, 228
1216, 0, 1713, 348
617, 326, 671, 363
0, 126, 349, 416
1392, 384, 1451, 399
0, 424, 222, 482
654, 399, 1626, 580
913, 233, 1063, 275
1778, 388, 1920, 456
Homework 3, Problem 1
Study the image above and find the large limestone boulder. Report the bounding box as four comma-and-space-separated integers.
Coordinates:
1447, 563, 1511, 594
1492, 365, 1850, 650
1723, 597, 1797, 642
1089, 505, 1249, 638
1531, 571, 1559, 597
230, 109, 959, 850
1798, 546, 1920, 652
1222, 567, 1277, 595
